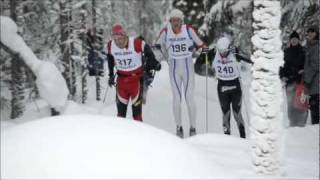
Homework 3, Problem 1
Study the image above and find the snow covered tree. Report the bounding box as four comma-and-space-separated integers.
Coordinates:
250, 0, 284, 176
79, 3, 88, 104
196, 0, 254, 53
59, 0, 73, 95
172, 0, 206, 29
9, 0, 26, 119
281, 0, 319, 44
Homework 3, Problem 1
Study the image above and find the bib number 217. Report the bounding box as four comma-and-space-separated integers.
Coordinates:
117, 59, 132, 66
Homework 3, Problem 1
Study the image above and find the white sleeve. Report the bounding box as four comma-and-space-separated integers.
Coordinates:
154, 28, 169, 61
188, 27, 205, 48
155, 29, 167, 49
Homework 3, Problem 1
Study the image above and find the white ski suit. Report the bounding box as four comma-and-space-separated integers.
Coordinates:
157, 24, 205, 128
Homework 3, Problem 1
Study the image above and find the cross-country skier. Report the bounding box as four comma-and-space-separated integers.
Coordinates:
155, 9, 207, 138
106, 24, 161, 121
196, 36, 253, 138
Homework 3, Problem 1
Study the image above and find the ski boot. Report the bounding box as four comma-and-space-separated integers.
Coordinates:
189, 127, 196, 137
176, 126, 184, 138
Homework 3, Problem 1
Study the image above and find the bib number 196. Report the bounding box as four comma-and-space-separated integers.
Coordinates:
172, 44, 187, 52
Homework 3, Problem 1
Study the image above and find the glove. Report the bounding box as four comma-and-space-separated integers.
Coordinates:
240, 64, 247, 72
108, 75, 115, 87
153, 44, 161, 50
154, 63, 161, 71
201, 47, 209, 54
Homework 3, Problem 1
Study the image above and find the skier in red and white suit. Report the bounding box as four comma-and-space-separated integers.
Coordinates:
106, 24, 161, 121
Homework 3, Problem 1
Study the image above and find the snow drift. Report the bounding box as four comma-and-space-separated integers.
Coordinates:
1, 114, 230, 179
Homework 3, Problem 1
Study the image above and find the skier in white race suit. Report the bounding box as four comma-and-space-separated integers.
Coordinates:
155, 9, 207, 138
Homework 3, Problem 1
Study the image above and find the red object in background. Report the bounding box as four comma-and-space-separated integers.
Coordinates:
293, 82, 309, 112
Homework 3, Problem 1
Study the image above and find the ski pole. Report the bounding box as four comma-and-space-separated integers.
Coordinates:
103, 83, 109, 104
205, 52, 209, 133
239, 77, 250, 126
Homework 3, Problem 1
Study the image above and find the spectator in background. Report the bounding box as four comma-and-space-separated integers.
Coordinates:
280, 31, 308, 127
304, 26, 319, 125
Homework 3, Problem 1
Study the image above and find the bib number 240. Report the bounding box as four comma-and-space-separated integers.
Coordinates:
217, 66, 234, 74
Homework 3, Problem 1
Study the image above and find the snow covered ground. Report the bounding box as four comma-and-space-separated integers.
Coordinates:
1, 62, 319, 179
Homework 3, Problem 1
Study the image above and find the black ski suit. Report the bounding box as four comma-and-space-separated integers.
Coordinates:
195, 48, 253, 138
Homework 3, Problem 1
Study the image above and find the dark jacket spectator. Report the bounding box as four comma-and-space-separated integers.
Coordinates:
304, 28, 319, 95
304, 26, 319, 124
281, 31, 308, 127
280, 31, 305, 85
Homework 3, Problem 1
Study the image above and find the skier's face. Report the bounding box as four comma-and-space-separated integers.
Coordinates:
113, 34, 127, 48
170, 18, 182, 30
307, 30, 317, 42
219, 50, 229, 57
290, 37, 299, 46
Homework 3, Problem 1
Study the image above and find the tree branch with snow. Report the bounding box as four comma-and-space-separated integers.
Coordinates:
0, 16, 69, 112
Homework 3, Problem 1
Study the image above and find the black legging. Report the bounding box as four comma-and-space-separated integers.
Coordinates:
116, 79, 143, 121
309, 94, 319, 124
217, 78, 246, 138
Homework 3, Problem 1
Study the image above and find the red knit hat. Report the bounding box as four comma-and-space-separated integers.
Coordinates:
112, 24, 125, 35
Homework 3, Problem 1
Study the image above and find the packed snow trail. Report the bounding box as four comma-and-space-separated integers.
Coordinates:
84, 60, 253, 138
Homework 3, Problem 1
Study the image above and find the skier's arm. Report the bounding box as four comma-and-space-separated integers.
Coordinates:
235, 54, 253, 64
233, 48, 253, 64
187, 25, 207, 48
153, 27, 169, 60
143, 43, 161, 71
106, 40, 115, 77
106, 54, 115, 77
134, 37, 161, 71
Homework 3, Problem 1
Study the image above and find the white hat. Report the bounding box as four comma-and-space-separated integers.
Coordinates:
169, 9, 184, 20
216, 37, 231, 53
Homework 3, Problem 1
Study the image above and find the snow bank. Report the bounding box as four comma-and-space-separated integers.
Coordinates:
187, 134, 254, 179
1, 115, 229, 179
186, 126, 319, 179
283, 125, 319, 179
0, 16, 68, 110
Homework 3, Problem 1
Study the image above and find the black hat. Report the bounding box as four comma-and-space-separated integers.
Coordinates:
289, 31, 299, 39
